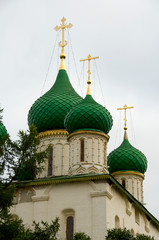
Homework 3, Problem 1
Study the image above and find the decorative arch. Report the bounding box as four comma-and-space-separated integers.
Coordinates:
88, 166, 98, 174
76, 166, 85, 174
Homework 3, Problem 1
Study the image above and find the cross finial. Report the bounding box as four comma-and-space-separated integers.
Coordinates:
80, 54, 99, 95
117, 104, 134, 137
54, 17, 73, 70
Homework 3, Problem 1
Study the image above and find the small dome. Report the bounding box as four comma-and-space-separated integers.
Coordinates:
65, 94, 113, 134
0, 122, 7, 140
107, 137, 147, 174
28, 70, 82, 132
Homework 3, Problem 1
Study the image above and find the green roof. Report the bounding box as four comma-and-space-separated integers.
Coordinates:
28, 70, 82, 132
107, 138, 147, 174
0, 122, 7, 140
64, 94, 113, 134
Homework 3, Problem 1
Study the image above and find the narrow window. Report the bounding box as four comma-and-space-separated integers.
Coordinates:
122, 179, 126, 188
80, 139, 84, 162
115, 215, 120, 228
135, 209, 140, 225
131, 229, 135, 236
104, 142, 107, 165
48, 147, 53, 176
66, 216, 74, 240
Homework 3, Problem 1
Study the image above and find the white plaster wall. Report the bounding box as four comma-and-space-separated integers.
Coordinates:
38, 134, 69, 178
11, 181, 108, 240
68, 132, 109, 175
106, 182, 159, 238
11, 180, 159, 240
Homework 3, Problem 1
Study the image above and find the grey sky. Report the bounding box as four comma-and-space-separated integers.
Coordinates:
0, 0, 159, 219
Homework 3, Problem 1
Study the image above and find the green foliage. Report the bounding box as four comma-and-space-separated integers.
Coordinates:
74, 232, 91, 240
0, 107, 3, 123
135, 233, 155, 240
0, 213, 60, 240
105, 228, 155, 240
0, 108, 58, 240
1, 125, 47, 182
106, 228, 133, 240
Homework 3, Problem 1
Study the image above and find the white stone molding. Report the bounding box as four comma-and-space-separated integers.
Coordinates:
32, 195, 49, 202
90, 190, 112, 199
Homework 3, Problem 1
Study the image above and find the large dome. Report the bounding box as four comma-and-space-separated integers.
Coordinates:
28, 70, 82, 132
107, 137, 147, 174
65, 94, 113, 134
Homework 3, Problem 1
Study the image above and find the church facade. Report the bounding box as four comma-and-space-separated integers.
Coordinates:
10, 18, 159, 240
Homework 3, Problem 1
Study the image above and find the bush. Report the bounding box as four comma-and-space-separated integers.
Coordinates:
74, 232, 91, 240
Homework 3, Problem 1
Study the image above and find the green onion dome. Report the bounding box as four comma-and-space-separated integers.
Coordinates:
107, 134, 147, 174
64, 94, 113, 134
0, 122, 7, 140
28, 70, 82, 132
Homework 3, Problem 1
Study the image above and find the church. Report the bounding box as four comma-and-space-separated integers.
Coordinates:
1, 18, 158, 239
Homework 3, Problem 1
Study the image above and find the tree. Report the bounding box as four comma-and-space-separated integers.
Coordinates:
0, 213, 60, 240
105, 228, 133, 240
135, 234, 155, 240
0, 108, 60, 240
74, 232, 91, 240
0, 124, 48, 213
105, 228, 155, 240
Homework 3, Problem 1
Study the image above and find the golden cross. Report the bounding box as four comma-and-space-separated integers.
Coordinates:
54, 17, 73, 69
80, 54, 99, 95
117, 104, 134, 131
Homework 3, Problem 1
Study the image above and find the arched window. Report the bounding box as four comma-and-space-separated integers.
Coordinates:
115, 215, 120, 228
135, 209, 140, 225
104, 142, 107, 165
131, 229, 135, 236
80, 139, 84, 162
122, 179, 126, 188
48, 147, 53, 176
66, 216, 74, 240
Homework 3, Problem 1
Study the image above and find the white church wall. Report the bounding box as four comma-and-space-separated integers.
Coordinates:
11, 179, 159, 240
106, 182, 159, 238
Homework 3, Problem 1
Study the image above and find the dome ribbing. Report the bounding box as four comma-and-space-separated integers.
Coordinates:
107, 137, 147, 174
65, 94, 113, 134
28, 70, 82, 132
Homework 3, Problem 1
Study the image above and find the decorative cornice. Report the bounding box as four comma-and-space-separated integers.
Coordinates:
90, 190, 113, 199
32, 195, 49, 202
38, 129, 69, 138
68, 130, 109, 140
112, 171, 144, 179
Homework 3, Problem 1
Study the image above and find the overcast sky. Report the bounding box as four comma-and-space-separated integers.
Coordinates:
0, 0, 159, 219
